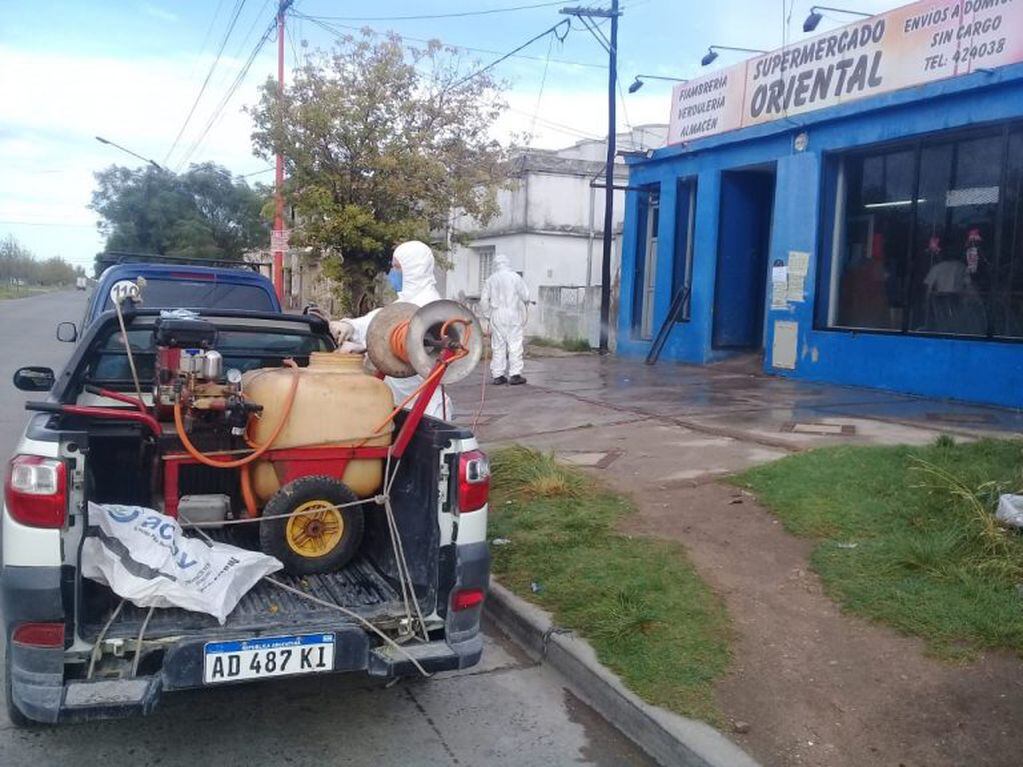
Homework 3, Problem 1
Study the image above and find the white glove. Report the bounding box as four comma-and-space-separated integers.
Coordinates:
329, 320, 355, 345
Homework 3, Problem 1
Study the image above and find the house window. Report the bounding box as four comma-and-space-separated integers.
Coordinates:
474, 246, 495, 293
825, 123, 1023, 339
672, 178, 698, 322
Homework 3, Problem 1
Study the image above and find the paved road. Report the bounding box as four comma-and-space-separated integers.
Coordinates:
0, 291, 653, 767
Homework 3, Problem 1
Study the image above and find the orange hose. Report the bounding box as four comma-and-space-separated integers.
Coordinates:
389, 320, 411, 363
240, 463, 259, 518
173, 359, 302, 469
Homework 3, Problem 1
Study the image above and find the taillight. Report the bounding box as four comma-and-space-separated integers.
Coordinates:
12, 621, 65, 648
4, 455, 67, 528
458, 450, 490, 513
452, 588, 485, 612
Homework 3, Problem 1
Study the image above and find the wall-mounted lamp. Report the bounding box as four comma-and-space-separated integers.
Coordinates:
627, 74, 689, 93
700, 45, 767, 67
802, 5, 871, 32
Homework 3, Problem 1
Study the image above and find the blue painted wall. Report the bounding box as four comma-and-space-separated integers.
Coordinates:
617, 63, 1023, 409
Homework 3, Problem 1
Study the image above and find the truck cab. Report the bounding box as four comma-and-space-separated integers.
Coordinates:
68, 259, 282, 343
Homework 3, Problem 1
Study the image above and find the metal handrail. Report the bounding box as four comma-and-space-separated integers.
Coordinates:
644, 283, 691, 365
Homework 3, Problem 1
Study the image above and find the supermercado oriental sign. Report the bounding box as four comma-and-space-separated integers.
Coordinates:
667, 0, 1023, 144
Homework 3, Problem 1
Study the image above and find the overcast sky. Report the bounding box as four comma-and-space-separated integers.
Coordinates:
0, 0, 903, 270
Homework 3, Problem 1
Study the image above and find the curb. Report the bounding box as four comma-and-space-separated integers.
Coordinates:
485, 581, 761, 767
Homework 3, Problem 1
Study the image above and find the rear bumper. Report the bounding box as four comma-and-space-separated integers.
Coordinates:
4, 543, 490, 725
8, 626, 483, 724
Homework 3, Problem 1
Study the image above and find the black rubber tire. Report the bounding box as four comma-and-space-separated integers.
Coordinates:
259, 476, 364, 576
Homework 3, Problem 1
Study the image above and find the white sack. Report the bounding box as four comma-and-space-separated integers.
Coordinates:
82, 502, 282, 624
996, 494, 1023, 529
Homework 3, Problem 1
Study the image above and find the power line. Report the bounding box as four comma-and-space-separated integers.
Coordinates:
446, 19, 570, 91
0, 219, 97, 229
505, 104, 603, 141
293, 11, 604, 70
285, 16, 302, 68
239, 166, 276, 177
299, 12, 606, 143
304, 1, 568, 22
527, 34, 556, 146
187, 0, 228, 81
164, 0, 249, 165
228, 0, 274, 66
176, 17, 277, 170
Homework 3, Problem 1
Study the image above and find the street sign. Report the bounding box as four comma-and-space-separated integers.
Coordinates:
271, 229, 291, 252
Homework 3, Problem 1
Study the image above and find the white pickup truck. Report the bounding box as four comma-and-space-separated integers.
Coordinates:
2, 308, 489, 725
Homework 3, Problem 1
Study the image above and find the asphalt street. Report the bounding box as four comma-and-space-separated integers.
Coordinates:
0, 290, 653, 767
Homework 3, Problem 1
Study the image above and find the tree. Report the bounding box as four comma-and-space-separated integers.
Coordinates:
0, 235, 78, 286
90, 163, 268, 271
248, 31, 508, 308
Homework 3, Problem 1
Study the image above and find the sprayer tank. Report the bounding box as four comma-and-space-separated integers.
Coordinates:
241, 353, 394, 500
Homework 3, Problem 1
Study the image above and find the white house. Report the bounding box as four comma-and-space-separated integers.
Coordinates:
443, 124, 667, 344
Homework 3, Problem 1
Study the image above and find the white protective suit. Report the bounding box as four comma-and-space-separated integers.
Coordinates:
343, 241, 452, 420
480, 254, 529, 379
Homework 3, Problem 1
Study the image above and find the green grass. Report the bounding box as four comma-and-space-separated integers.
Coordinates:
489, 446, 732, 723
733, 437, 1023, 661
527, 336, 592, 352
0, 285, 51, 300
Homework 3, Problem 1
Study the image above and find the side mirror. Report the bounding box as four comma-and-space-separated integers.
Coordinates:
56, 322, 78, 343
13, 366, 55, 392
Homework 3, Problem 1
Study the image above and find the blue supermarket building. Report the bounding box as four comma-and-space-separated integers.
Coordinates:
616, 0, 1023, 408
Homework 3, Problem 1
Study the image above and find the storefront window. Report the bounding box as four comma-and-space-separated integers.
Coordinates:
826, 124, 1023, 340
996, 130, 1023, 337
832, 148, 915, 330
907, 135, 1000, 335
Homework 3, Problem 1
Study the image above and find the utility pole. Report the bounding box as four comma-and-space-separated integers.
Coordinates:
561, 2, 620, 353
272, 0, 294, 302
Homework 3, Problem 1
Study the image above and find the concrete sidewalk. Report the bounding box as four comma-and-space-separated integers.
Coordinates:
454, 352, 1023, 767
451, 351, 1023, 488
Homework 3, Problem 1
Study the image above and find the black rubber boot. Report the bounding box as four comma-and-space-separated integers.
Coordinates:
509, 375, 527, 386
492, 376, 508, 385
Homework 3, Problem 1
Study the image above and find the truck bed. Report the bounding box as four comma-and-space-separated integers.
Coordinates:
80, 536, 403, 642
76, 413, 459, 646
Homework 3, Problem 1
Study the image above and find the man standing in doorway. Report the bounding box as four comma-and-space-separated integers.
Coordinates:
480, 253, 529, 385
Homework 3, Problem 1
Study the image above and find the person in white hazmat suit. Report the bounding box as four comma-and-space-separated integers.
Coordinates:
480, 253, 529, 385
329, 241, 452, 419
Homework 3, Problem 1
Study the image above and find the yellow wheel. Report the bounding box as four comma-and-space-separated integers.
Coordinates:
285, 500, 344, 557
260, 476, 364, 575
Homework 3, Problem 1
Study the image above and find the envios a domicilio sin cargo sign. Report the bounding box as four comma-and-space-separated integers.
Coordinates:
668, 0, 1023, 144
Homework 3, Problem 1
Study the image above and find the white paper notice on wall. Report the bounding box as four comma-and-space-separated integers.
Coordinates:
786, 251, 810, 302
772, 321, 798, 370
771, 280, 788, 309
771, 259, 788, 309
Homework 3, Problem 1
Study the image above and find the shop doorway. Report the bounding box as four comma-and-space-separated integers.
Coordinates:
712, 165, 776, 350
632, 188, 660, 339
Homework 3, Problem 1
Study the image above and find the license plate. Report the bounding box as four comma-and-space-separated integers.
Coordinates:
203, 633, 335, 684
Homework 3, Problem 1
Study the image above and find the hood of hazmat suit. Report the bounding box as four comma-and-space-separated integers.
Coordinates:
393, 240, 441, 305
344, 240, 450, 419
